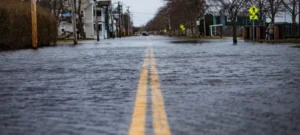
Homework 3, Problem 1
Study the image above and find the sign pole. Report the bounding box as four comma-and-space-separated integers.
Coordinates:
253, 20, 255, 42
31, 0, 38, 49
248, 5, 258, 43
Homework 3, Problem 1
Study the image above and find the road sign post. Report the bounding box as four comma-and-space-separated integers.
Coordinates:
248, 6, 259, 43
62, 13, 72, 17
253, 20, 255, 42
180, 24, 186, 35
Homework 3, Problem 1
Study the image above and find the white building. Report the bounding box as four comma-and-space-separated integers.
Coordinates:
59, 0, 115, 39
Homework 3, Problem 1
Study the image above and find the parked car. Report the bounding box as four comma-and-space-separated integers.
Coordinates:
142, 32, 149, 36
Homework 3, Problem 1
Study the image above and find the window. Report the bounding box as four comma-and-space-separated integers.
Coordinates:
94, 24, 102, 31
81, 10, 85, 17
93, 10, 101, 16
227, 16, 237, 22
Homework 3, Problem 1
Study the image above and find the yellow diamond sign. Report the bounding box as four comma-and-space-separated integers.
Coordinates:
180, 24, 185, 31
248, 5, 259, 15
249, 15, 258, 20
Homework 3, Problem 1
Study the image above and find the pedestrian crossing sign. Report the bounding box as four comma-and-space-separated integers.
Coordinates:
248, 6, 259, 15
249, 15, 258, 20
180, 24, 185, 31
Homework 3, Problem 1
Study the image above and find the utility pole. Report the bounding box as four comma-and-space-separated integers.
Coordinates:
109, 6, 115, 39
105, 6, 110, 38
72, 0, 78, 44
127, 6, 131, 36
122, 9, 125, 37
118, 2, 122, 38
220, 9, 225, 38
168, 17, 171, 36
203, 16, 206, 36
31, 0, 38, 49
94, 0, 100, 41
298, 0, 300, 38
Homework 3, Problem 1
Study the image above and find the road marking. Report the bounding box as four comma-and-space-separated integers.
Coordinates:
129, 49, 149, 135
150, 49, 171, 135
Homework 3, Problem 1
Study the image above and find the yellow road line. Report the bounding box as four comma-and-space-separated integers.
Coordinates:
129, 50, 149, 135
150, 49, 171, 135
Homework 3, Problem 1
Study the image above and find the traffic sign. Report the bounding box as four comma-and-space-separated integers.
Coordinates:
249, 15, 258, 20
62, 13, 72, 17
164, 29, 167, 33
248, 6, 258, 15
180, 24, 185, 31
248, 6, 259, 43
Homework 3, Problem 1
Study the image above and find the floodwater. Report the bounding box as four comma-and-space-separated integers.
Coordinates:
1, 36, 300, 135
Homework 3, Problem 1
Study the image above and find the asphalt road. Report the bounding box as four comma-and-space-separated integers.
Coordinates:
0, 36, 300, 135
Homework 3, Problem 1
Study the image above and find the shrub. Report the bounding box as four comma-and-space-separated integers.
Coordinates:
0, 0, 57, 50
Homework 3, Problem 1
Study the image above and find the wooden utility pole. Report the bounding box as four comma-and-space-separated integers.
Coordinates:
72, 0, 78, 44
31, 0, 38, 49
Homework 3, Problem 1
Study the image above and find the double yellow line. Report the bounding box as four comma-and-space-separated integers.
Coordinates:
129, 49, 171, 135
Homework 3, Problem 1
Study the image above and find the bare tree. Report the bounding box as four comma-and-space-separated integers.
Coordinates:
220, 0, 249, 44
282, 0, 299, 23
76, 0, 86, 39
266, 0, 284, 23
37, 0, 70, 26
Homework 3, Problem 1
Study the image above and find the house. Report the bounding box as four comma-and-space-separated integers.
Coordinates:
59, 0, 115, 39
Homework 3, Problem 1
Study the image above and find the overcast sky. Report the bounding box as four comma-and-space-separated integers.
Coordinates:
112, 0, 165, 27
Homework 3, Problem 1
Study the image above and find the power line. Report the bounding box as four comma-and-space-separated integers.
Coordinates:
131, 11, 156, 15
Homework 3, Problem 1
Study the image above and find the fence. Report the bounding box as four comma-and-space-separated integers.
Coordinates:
243, 23, 300, 40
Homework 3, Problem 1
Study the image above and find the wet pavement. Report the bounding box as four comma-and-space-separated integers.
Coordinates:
0, 36, 300, 135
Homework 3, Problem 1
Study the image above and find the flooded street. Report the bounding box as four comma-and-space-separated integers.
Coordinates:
1, 36, 300, 135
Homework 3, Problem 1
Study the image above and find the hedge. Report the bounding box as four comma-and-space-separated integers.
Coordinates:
0, 0, 57, 50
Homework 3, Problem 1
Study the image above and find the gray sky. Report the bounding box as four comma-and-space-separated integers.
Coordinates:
112, 0, 165, 27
